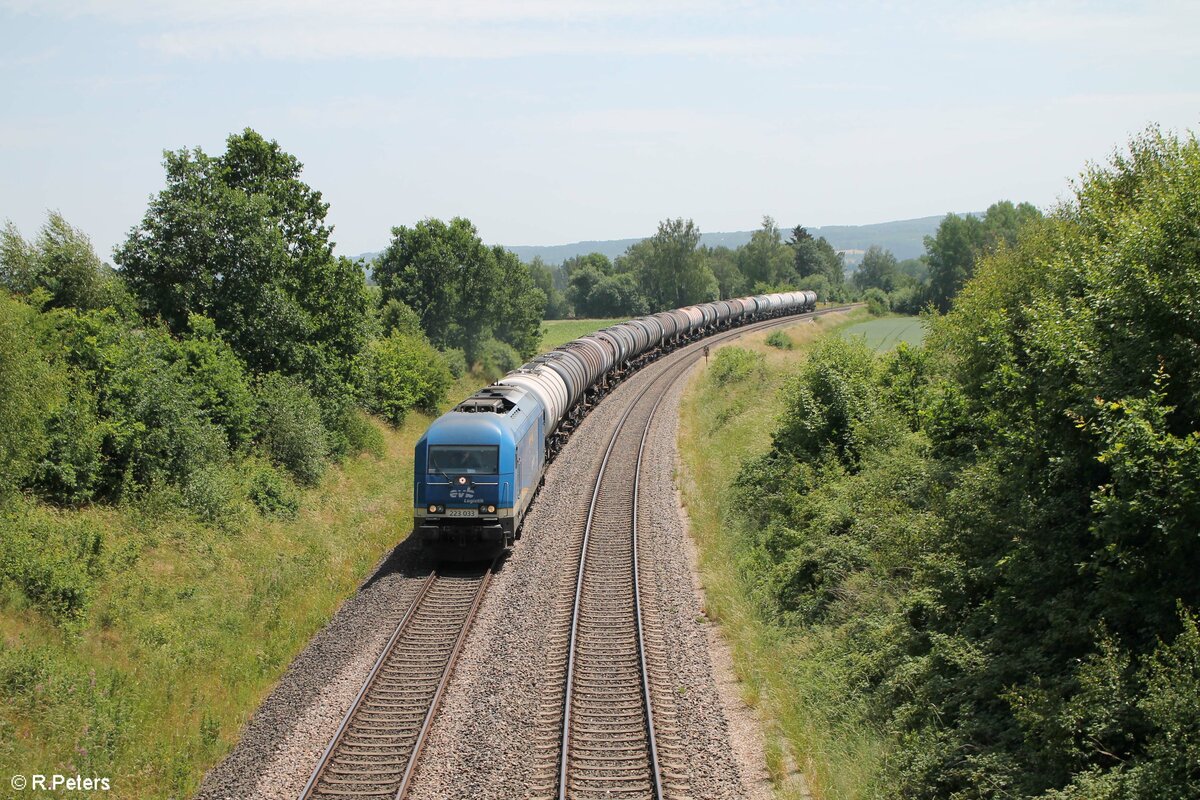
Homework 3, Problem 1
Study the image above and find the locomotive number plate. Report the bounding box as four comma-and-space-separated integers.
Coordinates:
445, 508, 478, 518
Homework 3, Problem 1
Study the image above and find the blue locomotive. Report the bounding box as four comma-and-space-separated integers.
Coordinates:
413, 291, 817, 557
414, 385, 546, 551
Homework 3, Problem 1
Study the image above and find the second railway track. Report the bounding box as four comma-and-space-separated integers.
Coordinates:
557, 358, 673, 800
551, 307, 853, 799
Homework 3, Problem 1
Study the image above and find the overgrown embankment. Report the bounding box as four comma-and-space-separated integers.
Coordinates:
0, 128, 528, 798
0, 377, 480, 799
678, 309, 876, 799
680, 130, 1200, 799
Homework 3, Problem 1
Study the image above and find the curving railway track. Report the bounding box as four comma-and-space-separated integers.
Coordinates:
556, 356, 672, 800
545, 306, 855, 799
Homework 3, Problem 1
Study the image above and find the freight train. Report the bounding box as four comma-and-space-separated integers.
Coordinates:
413, 290, 817, 557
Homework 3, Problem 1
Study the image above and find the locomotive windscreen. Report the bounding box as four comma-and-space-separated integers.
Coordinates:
428, 445, 499, 474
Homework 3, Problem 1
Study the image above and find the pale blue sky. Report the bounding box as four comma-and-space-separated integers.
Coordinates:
2, 1, 1197, 259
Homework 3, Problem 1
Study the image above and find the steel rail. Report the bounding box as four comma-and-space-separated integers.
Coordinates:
395, 557, 498, 799
297, 557, 498, 800
556, 350, 669, 800
297, 572, 437, 800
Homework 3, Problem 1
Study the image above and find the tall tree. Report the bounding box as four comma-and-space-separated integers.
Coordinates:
527, 256, 570, 319
896, 257, 928, 283
374, 217, 545, 360
585, 273, 647, 317
925, 201, 1042, 310
626, 218, 717, 311
374, 217, 496, 360
790, 226, 846, 290
980, 199, 1042, 251
925, 213, 985, 311
491, 246, 546, 357
562, 252, 614, 282
790, 225, 823, 278
702, 245, 746, 299
853, 245, 900, 291
788, 225, 813, 245
739, 215, 794, 287
567, 262, 607, 314
115, 129, 369, 393
2, 213, 126, 312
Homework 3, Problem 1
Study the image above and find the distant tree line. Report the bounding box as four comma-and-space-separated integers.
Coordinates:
846, 200, 1044, 315
525, 215, 854, 320
521, 202, 1043, 323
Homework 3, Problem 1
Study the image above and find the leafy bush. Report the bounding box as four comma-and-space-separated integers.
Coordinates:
865, 287, 889, 316
340, 409, 385, 458
363, 332, 452, 425
380, 298, 423, 337
246, 461, 300, 520
2, 212, 129, 313
318, 395, 362, 460
765, 330, 793, 350
112, 363, 225, 498
182, 464, 248, 531
0, 292, 62, 497
710, 346, 763, 386
773, 335, 883, 468
0, 503, 104, 624
479, 338, 523, 382
43, 308, 231, 499
888, 284, 924, 315
182, 315, 255, 451
255, 373, 329, 487
442, 347, 468, 379
33, 381, 105, 506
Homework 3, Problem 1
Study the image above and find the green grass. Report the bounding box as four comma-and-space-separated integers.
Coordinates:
677, 306, 885, 800
838, 315, 925, 353
0, 373, 485, 800
538, 318, 627, 352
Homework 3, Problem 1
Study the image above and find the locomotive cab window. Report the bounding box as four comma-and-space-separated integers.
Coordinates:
428, 445, 499, 474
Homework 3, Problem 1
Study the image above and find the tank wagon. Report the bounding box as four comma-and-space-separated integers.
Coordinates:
414, 289, 817, 557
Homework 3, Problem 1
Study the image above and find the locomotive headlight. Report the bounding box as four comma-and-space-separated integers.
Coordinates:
428, 504, 437, 514
487, 504, 496, 513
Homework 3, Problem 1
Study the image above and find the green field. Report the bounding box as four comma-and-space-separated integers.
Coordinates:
538, 318, 627, 352
838, 315, 925, 352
